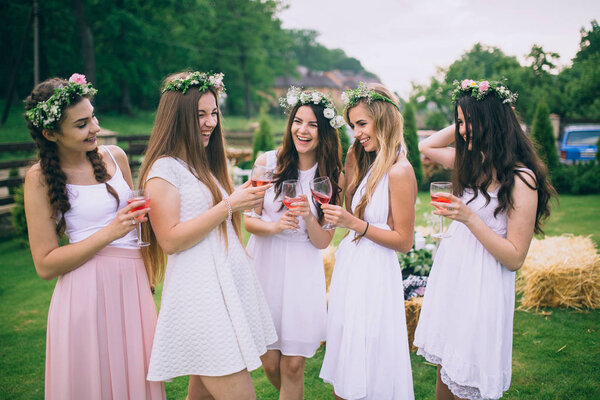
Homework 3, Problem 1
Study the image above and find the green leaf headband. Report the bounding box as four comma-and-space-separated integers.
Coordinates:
279, 86, 345, 129
451, 79, 518, 104
25, 73, 97, 130
162, 71, 225, 95
342, 82, 400, 112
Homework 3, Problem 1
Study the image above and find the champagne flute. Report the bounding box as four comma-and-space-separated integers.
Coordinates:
243, 164, 274, 218
128, 189, 150, 247
281, 179, 303, 233
430, 182, 453, 239
310, 176, 335, 230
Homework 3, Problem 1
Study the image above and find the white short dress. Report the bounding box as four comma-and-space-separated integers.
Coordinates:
320, 169, 415, 400
146, 157, 277, 381
414, 187, 515, 400
247, 150, 327, 357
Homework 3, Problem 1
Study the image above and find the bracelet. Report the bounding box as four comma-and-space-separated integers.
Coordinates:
223, 196, 233, 222
360, 221, 369, 237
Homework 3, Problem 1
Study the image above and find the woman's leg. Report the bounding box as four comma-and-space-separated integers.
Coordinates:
187, 375, 214, 400
436, 365, 455, 400
188, 369, 256, 400
279, 355, 305, 400
260, 350, 282, 390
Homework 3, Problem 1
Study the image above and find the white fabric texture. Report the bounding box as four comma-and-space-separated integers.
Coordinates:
63, 146, 137, 248
414, 187, 516, 400
320, 168, 415, 400
247, 150, 326, 357
145, 157, 277, 380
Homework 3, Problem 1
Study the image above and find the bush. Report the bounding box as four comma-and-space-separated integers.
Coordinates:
531, 99, 560, 175
252, 109, 275, 161
11, 185, 27, 238
552, 164, 577, 193
552, 162, 600, 194
338, 125, 351, 165
420, 162, 451, 191
398, 248, 433, 278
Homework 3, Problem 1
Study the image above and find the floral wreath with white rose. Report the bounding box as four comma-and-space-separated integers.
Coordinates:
341, 82, 400, 112
162, 71, 225, 95
451, 79, 518, 104
26, 73, 97, 130
279, 86, 345, 129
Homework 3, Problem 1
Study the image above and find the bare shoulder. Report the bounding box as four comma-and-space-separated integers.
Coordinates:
389, 157, 416, 183
24, 162, 45, 188
514, 167, 537, 190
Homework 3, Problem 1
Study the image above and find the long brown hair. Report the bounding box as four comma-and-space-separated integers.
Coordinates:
24, 78, 119, 237
138, 72, 240, 286
345, 83, 406, 221
273, 102, 343, 222
454, 94, 555, 234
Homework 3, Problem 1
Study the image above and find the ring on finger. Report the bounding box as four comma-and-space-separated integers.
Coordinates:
131, 219, 136, 225
448, 206, 453, 211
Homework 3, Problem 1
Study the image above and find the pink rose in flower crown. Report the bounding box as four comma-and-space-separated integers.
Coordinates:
69, 73, 87, 85
461, 79, 474, 89
479, 81, 490, 92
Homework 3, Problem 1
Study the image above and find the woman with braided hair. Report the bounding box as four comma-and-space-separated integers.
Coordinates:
23, 74, 165, 399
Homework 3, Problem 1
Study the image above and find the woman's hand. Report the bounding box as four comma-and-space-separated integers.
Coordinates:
321, 203, 356, 230
288, 194, 312, 220
430, 192, 474, 224
228, 180, 272, 213
104, 199, 149, 240
273, 210, 300, 233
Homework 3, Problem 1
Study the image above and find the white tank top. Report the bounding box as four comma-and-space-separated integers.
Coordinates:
63, 146, 138, 248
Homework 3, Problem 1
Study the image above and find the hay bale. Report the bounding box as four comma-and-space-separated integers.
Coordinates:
517, 235, 600, 310
322, 245, 337, 294
405, 297, 423, 351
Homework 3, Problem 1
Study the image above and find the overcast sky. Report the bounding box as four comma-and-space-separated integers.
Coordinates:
278, 0, 599, 98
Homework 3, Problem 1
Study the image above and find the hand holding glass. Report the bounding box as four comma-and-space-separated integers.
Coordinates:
243, 164, 274, 219
128, 189, 150, 247
310, 176, 335, 230
281, 179, 303, 233
430, 181, 453, 239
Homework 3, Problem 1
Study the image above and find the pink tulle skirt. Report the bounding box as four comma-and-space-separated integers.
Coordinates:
45, 246, 165, 400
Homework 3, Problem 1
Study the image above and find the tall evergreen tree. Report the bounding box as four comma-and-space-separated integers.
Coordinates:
403, 102, 423, 186
338, 125, 350, 165
530, 99, 559, 175
252, 109, 275, 161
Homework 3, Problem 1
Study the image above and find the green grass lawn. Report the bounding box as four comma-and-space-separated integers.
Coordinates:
1, 193, 598, 399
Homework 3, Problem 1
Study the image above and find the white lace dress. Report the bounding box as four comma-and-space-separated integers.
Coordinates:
414, 188, 515, 400
247, 150, 326, 357
145, 157, 277, 381
320, 169, 414, 400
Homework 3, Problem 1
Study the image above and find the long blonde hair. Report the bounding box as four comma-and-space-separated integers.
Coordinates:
137, 72, 240, 286
346, 83, 406, 222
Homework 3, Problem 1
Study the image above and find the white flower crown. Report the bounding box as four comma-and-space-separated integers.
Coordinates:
279, 87, 345, 129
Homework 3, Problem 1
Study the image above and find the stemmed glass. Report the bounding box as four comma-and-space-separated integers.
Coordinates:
310, 176, 335, 230
128, 189, 151, 247
281, 179, 303, 233
243, 164, 274, 218
430, 182, 453, 239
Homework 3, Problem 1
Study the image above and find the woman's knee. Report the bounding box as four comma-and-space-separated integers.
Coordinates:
280, 356, 305, 379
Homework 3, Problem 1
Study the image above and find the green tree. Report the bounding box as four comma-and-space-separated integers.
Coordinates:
403, 102, 423, 186
338, 125, 350, 165
252, 109, 275, 161
530, 99, 559, 175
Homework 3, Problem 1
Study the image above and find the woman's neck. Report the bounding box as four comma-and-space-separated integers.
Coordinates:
297, 151, 317, 171
57, 147, 90, 169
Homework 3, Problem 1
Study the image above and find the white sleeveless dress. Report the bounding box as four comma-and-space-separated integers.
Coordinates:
414, 186, 516, 400
320, 169, 415, 400
145, 157, 277, 380
247, 150, 327, 357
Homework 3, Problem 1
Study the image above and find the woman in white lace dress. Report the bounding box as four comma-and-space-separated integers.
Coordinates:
319, 83, 416, 400
414, 79, 555, 400
245, 87, 344, 399
138, 72, 277, 400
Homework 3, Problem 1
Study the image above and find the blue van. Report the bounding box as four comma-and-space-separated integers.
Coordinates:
560, 125, 600, 163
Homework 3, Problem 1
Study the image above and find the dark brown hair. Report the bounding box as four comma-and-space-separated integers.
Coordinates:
274, 102, 343, 222
24, 78, 119, 237
454, 94, 556, 234
137, 72, 239, 286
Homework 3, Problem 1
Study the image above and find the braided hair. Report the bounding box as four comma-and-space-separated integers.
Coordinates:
24, 78, 119, 236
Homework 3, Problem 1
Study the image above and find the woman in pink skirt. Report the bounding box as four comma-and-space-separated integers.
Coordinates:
23, 74, 166, 400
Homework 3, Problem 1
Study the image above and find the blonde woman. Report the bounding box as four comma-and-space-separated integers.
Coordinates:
138, 71, 277, 400
319, 83, 416, 400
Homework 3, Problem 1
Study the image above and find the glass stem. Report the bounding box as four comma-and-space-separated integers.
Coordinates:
136, 221, 143, 244
439, 215, 444, 236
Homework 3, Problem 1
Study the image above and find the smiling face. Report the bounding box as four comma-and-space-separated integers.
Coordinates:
197, 92, 218, 148
348, 102, 378, 152
291, 105, 319, 155
46, 98, 100, 153
457, 106, 473, 150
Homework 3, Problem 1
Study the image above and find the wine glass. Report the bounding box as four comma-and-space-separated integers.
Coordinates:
310, 176, 335, 230
281, 179, 303, 233
243, 164, 274, 219
128, 189, 151, 247
430, 182, 453, 239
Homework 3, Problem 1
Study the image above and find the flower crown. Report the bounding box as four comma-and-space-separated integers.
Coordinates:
341, 82, 400, 112
162, 71, 225, 95
451, 79, 518, 104
279, 86, 345, 129
25, 73, 97, 130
